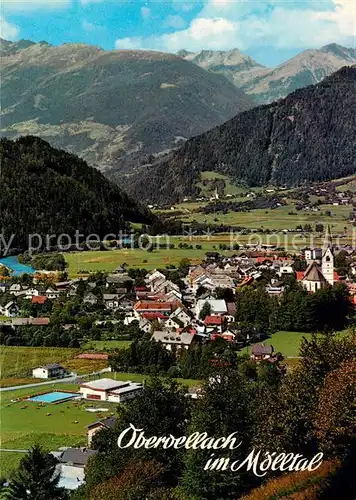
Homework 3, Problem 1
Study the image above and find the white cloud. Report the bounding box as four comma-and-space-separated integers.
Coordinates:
115, 37, 144, 50
163, 14, 187, 29
0, 16, 20, 40
82, 19, 96, 32
141, 6, 151, 20
2, 0, 71, 10
115, 0, 356, 54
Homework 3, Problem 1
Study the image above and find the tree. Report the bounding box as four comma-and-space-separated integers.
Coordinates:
199, 301, 211, 320
6, 444, 67, 500
88, 460, 166, 500
180, 370, 256, 499
84, 378, 191, 494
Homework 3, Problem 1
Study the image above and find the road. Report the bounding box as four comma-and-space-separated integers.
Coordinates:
0, 449, 29, 453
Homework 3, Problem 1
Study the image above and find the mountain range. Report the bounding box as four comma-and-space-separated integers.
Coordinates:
180, 43, 356, 104
127, 66, 356, 203
0, 38, 251, 174
1, 38, 355, 191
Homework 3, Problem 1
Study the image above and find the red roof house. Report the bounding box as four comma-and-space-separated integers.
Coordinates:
32, 296, 47, 305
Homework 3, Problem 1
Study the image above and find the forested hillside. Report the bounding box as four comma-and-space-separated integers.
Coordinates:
0, 137, 152, 251
128, 66, 356, 203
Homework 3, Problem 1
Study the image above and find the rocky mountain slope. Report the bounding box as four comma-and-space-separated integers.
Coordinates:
127, 66, 356, 203
0, 39, 252, 174
0, 136, 153, 251
179, 44, 356, 104
177, 48, 268, 88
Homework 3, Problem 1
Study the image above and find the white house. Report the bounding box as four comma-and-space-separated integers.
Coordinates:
32, 363, 67, 379
79, 378, 143, 403
151, 331, 195, 351
0, 301, 19, 317
195, 299, 227, 318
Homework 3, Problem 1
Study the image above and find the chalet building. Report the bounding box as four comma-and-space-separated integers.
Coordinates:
79, 378, 143, 402
32, 363, 67, 379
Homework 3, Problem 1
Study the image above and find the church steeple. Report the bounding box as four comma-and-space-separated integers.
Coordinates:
321, 225, 334, 286
323, 225, 332, 253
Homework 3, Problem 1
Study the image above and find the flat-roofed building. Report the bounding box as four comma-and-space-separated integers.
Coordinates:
79, 378, 143, 403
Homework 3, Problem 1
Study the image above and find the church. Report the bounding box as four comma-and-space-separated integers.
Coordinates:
297, 226, 338, 292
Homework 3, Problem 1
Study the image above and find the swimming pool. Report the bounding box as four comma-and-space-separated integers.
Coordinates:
27, 391, 79, 403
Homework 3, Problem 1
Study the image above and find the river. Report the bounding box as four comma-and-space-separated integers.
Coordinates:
0, 256, 35, 276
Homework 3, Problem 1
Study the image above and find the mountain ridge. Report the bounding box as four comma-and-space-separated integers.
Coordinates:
178, 43, 356, 104
126, 66, 356, 203
0, 39, 252, 174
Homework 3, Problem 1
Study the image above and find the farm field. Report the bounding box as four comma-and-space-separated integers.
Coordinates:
0, 346, 80, 380
64, 226, 351, 276
0, 346, 111, 387
81, 340, 133, 351
239, 330, 351, 358
168, 203, 350, 232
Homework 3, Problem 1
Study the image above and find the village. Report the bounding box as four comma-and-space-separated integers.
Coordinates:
1, 226, 355, 491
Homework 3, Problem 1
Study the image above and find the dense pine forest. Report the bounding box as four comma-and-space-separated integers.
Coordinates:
0, 137, 152, 252
128, 66, 356, 203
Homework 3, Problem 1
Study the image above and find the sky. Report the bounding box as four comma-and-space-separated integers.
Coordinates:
0, 0, 355, 66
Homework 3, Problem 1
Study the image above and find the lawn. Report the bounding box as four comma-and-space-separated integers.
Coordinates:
0, 374, 201, 477
0, 383, 116, 458
0, 451, 26, 479
239, 330, 351, 358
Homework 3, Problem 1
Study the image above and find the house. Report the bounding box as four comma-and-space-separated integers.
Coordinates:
251, 344, 274, 361
83, 292, 98, 306
45, 287, 60, 299
31, 296, 48, 305
134, 300, 181, 318
139, 317, 152, 334
204, 315, 225, 333
169, 307, 191, 327
9, 284, 22, 294
164, 317, 184, 330
204, 252, 221, 262
103, 294, 120, 310
32, 363, 67, 379
0, 301, 19, 317
87, 416, 117, 446
55, 448, 98, 491
12, 317, 50, 326
195, 299, 227, 318
151, 330, 195, 351
79, 378, 143, 402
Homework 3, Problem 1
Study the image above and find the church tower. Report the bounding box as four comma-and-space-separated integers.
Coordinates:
321, 226, 334, 286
